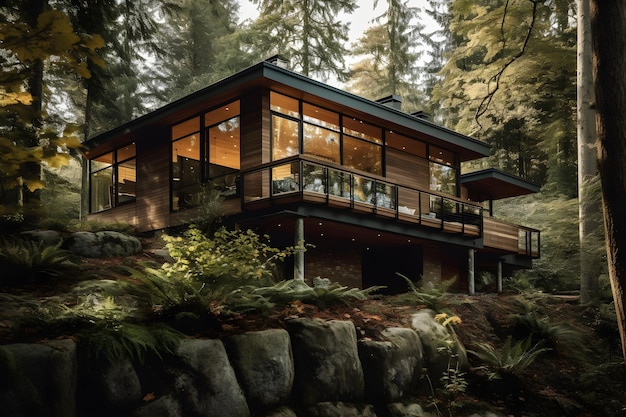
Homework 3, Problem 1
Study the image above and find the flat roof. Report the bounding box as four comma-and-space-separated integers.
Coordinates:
461, 168, 540, 201
84, 60, 491, 161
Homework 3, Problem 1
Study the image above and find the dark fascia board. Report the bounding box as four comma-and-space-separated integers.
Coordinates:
83, 61, 491, 160
461, 168, 540, 201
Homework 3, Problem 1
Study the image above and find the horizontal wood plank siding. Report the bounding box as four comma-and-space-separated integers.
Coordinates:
240, 88, 268, 170
385, 148, 429, 189
483, 217, 519, 252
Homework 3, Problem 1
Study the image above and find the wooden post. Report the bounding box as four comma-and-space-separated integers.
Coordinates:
468, 248, 475, 295
497, 259, 503, 293
294, 217, 305, 280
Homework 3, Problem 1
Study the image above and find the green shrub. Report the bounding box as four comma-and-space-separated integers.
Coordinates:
0, 237, 75, 286
392, 273, 459, 310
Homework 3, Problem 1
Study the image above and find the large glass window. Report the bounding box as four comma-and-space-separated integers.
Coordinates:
303, 103, 340, 163
172, 117, 201, 211
270, 91, 383, 176
89, 144, 136, 213
171, 102, 241, 211
207, 101, 240, 197
429, 145, 457, 195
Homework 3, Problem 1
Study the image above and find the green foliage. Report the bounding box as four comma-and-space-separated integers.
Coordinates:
0, 237, 75, 286
124, 225, 307, 317
469, 335, 551, 380
78, 321, 183, 365
392, 273, 459, 310
236, 279, 383, 311
511, 310, 590, 360
162, 225, 300, 285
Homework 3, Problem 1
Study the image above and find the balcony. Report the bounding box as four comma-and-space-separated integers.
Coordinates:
240, 156, 483, 238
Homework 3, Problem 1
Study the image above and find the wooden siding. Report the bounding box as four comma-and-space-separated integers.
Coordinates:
385, 148, 429, 189
240, 88, 269, 170
483, 217, 519, 252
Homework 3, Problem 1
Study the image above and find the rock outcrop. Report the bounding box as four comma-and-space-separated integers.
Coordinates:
0, 316, 505, 417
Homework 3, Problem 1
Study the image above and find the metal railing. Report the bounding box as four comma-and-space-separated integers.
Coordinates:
240, 156, 484, 237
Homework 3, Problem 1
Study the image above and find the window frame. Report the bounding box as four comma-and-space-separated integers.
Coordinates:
89, 144, 136, 213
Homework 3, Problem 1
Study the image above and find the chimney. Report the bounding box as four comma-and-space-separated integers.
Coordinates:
266, 54, 290, 69
411, 110, 431, 121
376, 95, 402, 111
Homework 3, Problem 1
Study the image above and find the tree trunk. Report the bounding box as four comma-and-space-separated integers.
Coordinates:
578, 0, 600, 304
590, 0, 626, 363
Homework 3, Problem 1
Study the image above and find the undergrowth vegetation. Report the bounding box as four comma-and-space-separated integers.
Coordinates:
0, 237, 76, 286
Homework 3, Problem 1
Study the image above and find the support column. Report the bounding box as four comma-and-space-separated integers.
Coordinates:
468, 248, 475, 295
497, 259, 503, 293
294, 217, 305, 281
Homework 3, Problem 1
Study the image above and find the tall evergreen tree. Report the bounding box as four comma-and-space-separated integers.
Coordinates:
247, 0, 356, 82
156, 0, 249, 101
346, 0, 425, 112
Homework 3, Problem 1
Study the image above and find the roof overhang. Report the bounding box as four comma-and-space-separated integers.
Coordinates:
461, 168, 540, 201
83, 60, 491, 161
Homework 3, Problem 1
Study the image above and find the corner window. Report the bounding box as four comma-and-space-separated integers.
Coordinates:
89, 144, 136, 213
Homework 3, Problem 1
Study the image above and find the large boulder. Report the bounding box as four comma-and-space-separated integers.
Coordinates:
90, 358, 142, 410
132, 394, 183, 417
64, 231, 141, 258
359, 327, 424, 403
225, 329, 294, 410
174, 338, 250, 417
0, 339, 77, 417
411, 310, 468, 385
285, 318, 364, 405
303, 402, 377, 417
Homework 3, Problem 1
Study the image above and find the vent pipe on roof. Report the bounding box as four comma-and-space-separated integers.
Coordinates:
266, 54, 290, 69
412, 110, 431, 121
376, 94, 402, 111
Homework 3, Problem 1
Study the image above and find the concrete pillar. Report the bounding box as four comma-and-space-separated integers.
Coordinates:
468, 248, 475, 295
497, 259, 503, 293
294, 217, 305, 280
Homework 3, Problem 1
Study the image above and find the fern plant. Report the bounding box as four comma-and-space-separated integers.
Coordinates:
0, 237, 75, 286
468, 335, 551, 380
78, 321, 184, 365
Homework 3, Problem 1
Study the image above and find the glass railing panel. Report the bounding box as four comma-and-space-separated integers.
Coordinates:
272, 162, 300, 195
302, 161, 327, 194
375, 181, 396, 209
327, 167, 351, 199
353, 174, 375, 204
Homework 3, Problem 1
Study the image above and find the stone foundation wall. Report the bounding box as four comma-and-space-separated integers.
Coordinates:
0, 311, 504, 417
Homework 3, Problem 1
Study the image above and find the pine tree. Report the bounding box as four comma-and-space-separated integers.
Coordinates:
247, 0, 356, 82
156, 0, 249, 102
346, 0, 426, 112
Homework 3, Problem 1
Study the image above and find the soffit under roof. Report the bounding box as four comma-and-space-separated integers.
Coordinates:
461, 168, 540, 201
83, 61, 490, 161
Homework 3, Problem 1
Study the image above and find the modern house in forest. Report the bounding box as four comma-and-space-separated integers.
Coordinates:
82, 57, 540, 293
